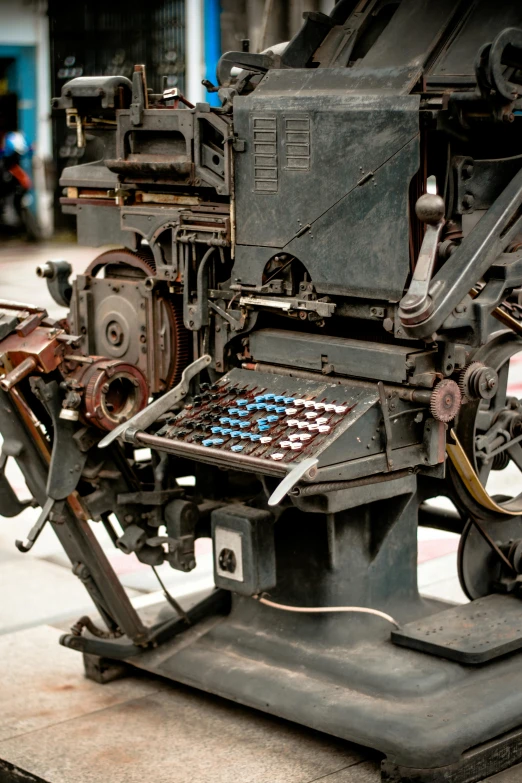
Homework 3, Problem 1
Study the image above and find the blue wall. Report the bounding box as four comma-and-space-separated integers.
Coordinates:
204, 0, 221, 106
0, 45, 36, 152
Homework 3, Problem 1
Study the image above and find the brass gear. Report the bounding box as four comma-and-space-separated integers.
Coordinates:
430, 379, 462, 423
83, 247, 190, 391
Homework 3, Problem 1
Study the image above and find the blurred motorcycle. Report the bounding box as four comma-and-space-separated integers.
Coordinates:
0, 129, 40, 241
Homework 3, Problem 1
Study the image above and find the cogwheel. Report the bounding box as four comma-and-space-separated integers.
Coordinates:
459, 361, 484, 403
430, 379, 462, 423
459, 361, 498, 402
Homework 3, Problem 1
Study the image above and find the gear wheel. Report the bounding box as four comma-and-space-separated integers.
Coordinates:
81, 248, 190, 392
430, 379, 462, 423
459, 361, 498, 402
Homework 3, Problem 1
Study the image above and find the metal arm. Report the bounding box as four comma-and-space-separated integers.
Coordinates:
402, 166, 522, 340
398, 194, 445, 326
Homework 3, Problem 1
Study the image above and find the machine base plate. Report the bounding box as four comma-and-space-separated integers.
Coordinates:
391, 593, 522, 663
117, 593, 522, 783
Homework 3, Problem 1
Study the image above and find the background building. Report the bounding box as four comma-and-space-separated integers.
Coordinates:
0, 0, 334, 238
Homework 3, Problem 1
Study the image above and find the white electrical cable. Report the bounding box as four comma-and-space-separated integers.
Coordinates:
257, 597, 400, 628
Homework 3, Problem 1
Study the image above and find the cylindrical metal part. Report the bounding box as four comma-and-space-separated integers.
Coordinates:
0, 356, 38, 391
243, 362, 433, 404
418, 503, 464, 535
135, 432, 288, 477
290, 468, 414, 497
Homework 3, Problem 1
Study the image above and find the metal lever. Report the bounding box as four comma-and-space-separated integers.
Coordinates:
15, 497, 55, 553
398, 194, 445, 327
98, 354, 212, 449
268, 458, 318, 506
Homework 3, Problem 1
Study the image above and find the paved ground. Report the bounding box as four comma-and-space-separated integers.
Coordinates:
1, 239, 522, 782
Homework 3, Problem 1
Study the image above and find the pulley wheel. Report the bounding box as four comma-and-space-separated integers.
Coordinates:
458, 501, 522, 600
449, 332, 522, 520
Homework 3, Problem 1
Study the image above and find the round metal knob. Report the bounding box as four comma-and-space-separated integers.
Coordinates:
415, 194, 445, 225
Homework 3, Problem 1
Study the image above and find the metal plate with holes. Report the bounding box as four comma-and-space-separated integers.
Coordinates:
392, 593, 522, 664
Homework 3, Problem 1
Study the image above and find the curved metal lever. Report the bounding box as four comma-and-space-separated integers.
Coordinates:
16, 497, 55, 553
398, 194, 445, 327
268, 458, 318, 507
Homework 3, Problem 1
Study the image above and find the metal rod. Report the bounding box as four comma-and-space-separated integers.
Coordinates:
418, 503, 465, 535
290, 468, 414, 497
135, 431, 288, 477
0, 356, 37, 391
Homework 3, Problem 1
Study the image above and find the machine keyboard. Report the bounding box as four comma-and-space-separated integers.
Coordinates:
157, 376, 356, 465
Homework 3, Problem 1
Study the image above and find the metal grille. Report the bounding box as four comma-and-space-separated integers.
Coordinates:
253, 116, 278, 193
284, 114, 310, 171
48, 0, 185, 226
49, 0, 185, 93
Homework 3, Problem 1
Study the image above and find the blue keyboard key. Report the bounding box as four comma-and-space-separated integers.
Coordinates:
202, 439, 214, 447
275, 406, 286, 413
256, 403, 267, 410
258, 418, 268, 426
221, 428, 232, 435
231, 444, 243, 452
239, 421, 250, 429
246, 404, 257, 411
240, 432, 251, 439
236, 399, 248, 406
228, 408, 239, 415
230, 431, 242, 438
259, 424, 270, 431
265, 394, 275, 400
255, 395, 266, 402
250, 434, 261, 441
274, 396, 285, 403
212, 438, 224, 445
238, 410, 249, 417
284, 397, 294, 404
229, 419, 240, 426
265, 404, 277, 411
211, 426, 223, 434
220, 417, 231, 424
267, 415, 279, 423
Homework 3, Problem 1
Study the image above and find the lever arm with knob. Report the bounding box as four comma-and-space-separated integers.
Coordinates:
399, 194, 446, 327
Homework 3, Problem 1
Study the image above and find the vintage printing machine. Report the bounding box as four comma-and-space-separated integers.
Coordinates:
3, 2, 522, 780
